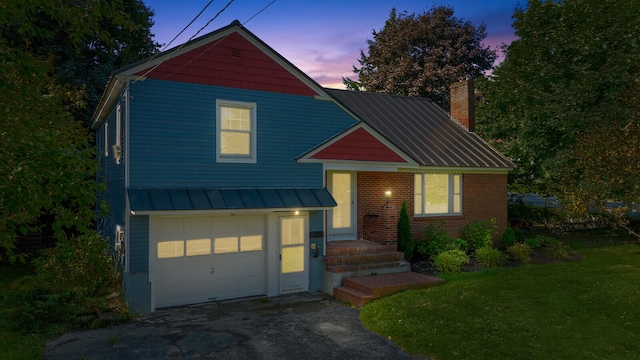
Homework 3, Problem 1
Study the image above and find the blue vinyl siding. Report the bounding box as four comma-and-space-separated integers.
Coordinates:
129, 215, 149, 273
308, 210, 324, 292
96, 98, 126, 247
128, 79, 357, 188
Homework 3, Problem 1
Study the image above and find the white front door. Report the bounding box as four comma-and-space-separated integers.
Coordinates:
328, 171, 356, 240
279, 214, 308, 294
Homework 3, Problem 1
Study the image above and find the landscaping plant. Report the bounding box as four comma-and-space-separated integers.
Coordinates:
433, 249, 469, 273
499, 227, 517, 249
549, 240, 572, 259
461, 218, 496, 252
9, 231, 128, 333
475, 246, 504, 267
416, 222, 467, 259
507, 242, 532, 264
397, 202, 415, 261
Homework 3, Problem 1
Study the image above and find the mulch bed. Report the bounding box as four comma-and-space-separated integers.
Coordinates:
411, 248, 584, 277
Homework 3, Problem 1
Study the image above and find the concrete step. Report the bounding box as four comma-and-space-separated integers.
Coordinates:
334, 286, 374, 307
326, 260, 408, 274
335, 272, 445, 307
325, 240, 397, 256
324, 251, 404, 267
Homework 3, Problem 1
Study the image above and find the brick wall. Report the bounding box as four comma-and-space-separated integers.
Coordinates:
356, 171, 508, 247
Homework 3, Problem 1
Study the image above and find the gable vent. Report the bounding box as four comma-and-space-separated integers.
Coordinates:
231, 48, 241, 58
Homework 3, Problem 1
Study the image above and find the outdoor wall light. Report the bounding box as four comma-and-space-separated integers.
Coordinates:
385, 190, 392, 203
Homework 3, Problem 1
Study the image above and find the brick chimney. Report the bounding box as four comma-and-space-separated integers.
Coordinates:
450, 79, 475, 132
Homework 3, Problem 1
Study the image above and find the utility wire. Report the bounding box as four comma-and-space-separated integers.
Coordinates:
129, 0, 216, 81
132, 0, 277, 83
133, 0, 235, 83
243, 0, 276, 25
164, 0, 278, 77
160, 0, 216, 52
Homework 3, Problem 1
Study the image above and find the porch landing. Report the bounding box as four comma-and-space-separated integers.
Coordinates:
324, 240, 444, 307
334, 272, 445, 307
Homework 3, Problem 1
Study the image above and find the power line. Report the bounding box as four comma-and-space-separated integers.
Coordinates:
133, 0, 235, 83
243, 0, 276, 25
160, 0, 216, 52
166, 0, 278, 76
129, 0, 217, 81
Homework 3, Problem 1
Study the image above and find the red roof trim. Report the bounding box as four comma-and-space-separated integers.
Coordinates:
310, 127, 406, 162
136, 32, 317, 96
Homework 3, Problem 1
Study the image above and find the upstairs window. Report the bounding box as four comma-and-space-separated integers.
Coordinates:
216, 100, 257, 163
414, 173, 461, 216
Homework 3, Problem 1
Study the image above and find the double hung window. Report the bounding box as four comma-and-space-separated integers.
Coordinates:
414, 173, 461, 215
216, 100, 257, 163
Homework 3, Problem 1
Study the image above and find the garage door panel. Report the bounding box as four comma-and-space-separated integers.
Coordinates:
238, 254, 264, 276
241, 214, 265, 231
183, 258, 211, 283
154, 214, 266, 309
211, 216, 238, 233
156, 261, 184, 284
157, 218, 184, 239
236, 275, 264, 296
183, 282, 213, 303
155, 284, 184, 308
213, 255, 238, 278
184, 217, 212, 235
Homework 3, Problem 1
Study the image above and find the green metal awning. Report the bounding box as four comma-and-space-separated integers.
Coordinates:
128, 188, 336, 211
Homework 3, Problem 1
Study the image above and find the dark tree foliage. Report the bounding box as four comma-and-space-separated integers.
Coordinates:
344, 6, 497, 109
398, 202, 414, 261
476, 0, 640, 215
2, 0, 160, 126
0, 0, 159, 261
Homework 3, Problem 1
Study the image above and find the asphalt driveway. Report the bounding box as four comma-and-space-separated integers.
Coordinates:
44, 293, 424, 359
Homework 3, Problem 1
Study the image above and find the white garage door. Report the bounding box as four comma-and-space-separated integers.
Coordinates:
152, 214, 266, 308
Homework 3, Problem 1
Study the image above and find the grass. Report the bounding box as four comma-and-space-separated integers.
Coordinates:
0, 265, 46, 360
360, 241, 640, 360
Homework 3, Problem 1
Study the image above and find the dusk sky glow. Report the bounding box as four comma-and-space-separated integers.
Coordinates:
145, 0, 524, 88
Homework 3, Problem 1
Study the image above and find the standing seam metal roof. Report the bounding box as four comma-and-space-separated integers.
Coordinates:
325, 89, 515, 169
128, 188, 336, 211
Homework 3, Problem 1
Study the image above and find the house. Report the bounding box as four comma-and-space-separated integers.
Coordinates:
91, 20, 515, 312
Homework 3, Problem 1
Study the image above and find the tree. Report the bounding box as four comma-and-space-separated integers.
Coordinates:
2, 0, 159, 126
476, 0, 640, 217
0, 0, 158, 260
344, 6, 497, 109
397, 202, 414, 261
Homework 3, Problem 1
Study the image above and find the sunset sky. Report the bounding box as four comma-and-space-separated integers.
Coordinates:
145, 0, 524, 88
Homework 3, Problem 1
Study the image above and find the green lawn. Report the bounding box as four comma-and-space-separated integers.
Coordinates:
0, 265, 46, 360
360, 243, 640, 360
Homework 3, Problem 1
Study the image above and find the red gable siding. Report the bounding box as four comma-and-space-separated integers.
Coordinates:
138, 32, 317, 96
311, 128, 406, 162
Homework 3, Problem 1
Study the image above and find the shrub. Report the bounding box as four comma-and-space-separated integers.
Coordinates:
549, 241, 572, 259
416, 222, 466, 259
461, 218, 497, 252
524, 237, 541, 249
475, 246, 505, 267
534, 235, 557, 247
397, 202, 415, 261
433, 249, 470, 273
507, 243, 532, 264
499, 227, 517, 249
10, 231, 127, 333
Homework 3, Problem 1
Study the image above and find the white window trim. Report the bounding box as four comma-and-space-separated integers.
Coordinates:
216, 99, 257, 164
104, 122, 109, 156
113, 104, 122, 165
414, 173, 462, 216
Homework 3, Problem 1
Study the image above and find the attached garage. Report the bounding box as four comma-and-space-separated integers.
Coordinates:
127, 187, 336, 311
151, 214, 266, 309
